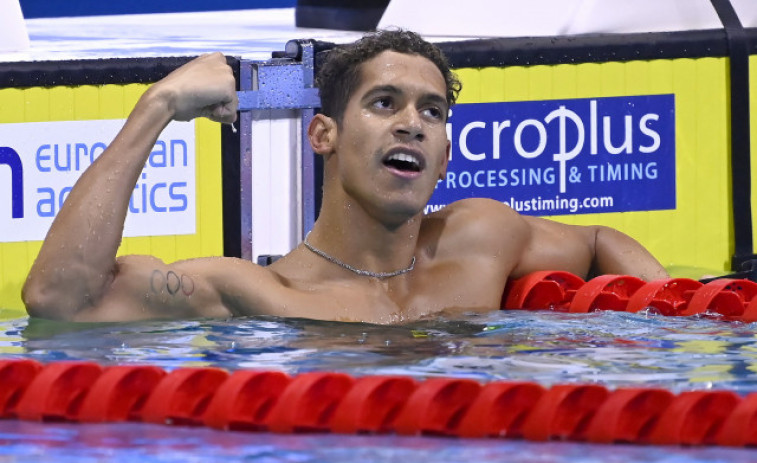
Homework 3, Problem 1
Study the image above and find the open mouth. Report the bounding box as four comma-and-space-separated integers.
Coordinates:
383, 151, 423, 173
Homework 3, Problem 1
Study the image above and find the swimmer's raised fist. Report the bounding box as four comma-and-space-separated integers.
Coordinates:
150, 52, 238, 124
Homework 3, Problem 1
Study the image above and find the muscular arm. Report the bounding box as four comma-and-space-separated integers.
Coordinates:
72, 254, 280, 322
514, 214, 668, 281
23, 53, 239, 321
589, 225, 669, 281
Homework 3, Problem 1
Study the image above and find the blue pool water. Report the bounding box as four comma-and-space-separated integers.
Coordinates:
1, 421, 756, 463
1, 309, 756, 461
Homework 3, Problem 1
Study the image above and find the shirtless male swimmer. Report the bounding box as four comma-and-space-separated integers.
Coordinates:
23, 30, 669, 324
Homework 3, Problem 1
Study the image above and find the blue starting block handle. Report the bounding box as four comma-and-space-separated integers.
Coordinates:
237, 88, 321, 111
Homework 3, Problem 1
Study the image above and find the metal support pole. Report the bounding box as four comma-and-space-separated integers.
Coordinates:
239, 60, 254, 261
236, 40, 322, 260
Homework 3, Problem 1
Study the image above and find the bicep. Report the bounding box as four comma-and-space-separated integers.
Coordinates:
592, 226, 668, 281
512, 219, 668, 281
73, 255, 228, 322
511, 216, 596, 279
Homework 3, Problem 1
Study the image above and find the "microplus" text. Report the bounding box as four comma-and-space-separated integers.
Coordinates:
445, 100, 663, 193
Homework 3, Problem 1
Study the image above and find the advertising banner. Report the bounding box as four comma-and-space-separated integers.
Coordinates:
0, 119, 196, 242
428, 94, 676, 216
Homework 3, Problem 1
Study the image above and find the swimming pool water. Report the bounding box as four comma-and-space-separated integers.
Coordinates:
1, 309, 756, 461
1, 420, 755, 463
5, 309, 757, 393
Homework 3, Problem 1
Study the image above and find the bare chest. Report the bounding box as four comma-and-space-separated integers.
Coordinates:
279, 260, 508, 323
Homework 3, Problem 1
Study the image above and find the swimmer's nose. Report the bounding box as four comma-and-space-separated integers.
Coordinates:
393, 107, 425, 142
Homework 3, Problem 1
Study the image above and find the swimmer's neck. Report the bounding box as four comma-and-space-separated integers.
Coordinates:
307, 202, 422, 274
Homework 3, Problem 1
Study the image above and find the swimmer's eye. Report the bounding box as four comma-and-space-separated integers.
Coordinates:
371, 96, 393, 110
422, 106, 444, 121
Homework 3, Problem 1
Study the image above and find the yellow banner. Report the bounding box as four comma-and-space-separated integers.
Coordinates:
0, 84, 224, 318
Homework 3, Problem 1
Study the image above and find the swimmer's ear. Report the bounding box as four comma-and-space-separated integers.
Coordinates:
308, 114, 337, 156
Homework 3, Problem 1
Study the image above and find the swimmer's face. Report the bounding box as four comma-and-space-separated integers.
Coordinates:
328, 51, 450, 223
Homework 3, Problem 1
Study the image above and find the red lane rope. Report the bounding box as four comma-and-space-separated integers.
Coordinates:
1, 358, 756, 446
502, 272, 757, 322
1, 273, 756, 446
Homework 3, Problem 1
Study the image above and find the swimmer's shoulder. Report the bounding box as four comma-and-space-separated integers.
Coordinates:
422, 197, 522, 223
172, 255, 292, 315
260, 247, 320, 289
420, 198, 529, 249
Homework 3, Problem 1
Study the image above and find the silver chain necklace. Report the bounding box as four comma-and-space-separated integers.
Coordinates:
302, 233, 415, 279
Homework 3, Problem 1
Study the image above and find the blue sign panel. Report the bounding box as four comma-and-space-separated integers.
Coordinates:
427, 95, 676, 216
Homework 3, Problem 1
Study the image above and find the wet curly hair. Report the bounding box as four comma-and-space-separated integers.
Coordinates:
316, 29, 461, 124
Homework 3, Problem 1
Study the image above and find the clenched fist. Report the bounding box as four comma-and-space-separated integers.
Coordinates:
151, 52, 238, 123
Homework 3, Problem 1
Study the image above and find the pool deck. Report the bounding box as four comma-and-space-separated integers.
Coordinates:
0, 8, 465, 64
